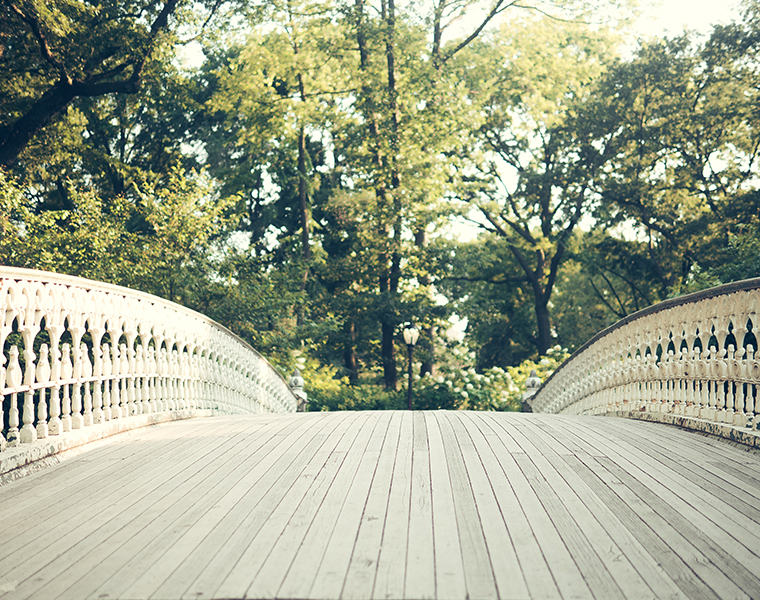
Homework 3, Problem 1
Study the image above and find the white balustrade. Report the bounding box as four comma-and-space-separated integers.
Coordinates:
529, 278, 760, 429
1, 267, 296, 451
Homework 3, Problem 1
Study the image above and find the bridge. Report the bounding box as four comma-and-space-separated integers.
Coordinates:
1, 269, 760, 600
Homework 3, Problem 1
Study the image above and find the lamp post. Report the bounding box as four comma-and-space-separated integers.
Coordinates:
403, 326, 419, 410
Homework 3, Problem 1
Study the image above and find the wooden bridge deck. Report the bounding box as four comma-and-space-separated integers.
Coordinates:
1, 410, 759, 600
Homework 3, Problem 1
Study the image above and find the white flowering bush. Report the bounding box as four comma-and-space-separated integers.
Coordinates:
415, 344, 570, 411
284, 344, 570, 412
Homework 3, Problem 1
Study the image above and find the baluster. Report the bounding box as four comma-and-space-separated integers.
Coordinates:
71, 342, 84, 429
148, 347, 158, 413
102, 344, 113, 421
81, 343, 93, 426
92, 344, 104, 424
135, 346, 147, 414
715, 348, 728, 422
705, 348, 716, 421
724, 345, 737, 425
126, 343, 138, 416
735, 346, 749, 427
174, 351, 182, 410
119, 344, 130, 417
169, 350, 178, 410
684, 348, 695, 416
35, 344, 51, 438
110, 343, 120, 418
48, 343, 63, 435
674, 349, 685, 414
746, 346, 757, 428
157, 348, 167, 412
6, 346, 23, 445
60, 344, 73, 431
19, 333, 37, 444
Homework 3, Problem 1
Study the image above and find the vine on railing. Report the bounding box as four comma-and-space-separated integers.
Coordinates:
529, 278, 760, 427
1, 267, 296, 451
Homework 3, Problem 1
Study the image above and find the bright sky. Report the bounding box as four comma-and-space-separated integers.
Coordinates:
634, 0, 743, 36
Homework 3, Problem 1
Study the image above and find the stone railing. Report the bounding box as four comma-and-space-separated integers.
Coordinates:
1, 267, 296, 452
529, 278, 760, 429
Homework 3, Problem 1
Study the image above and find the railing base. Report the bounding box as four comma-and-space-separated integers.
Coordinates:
602, 410, 760, 452
0, 409, 220, 486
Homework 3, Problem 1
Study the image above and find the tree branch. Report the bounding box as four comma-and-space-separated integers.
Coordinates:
438, 0, 519, 66
9, 2, 69, 82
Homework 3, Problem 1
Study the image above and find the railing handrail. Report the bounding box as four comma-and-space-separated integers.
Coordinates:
1, 267, 296, 453
529, 277, 760, 422
0, 266, 289, 387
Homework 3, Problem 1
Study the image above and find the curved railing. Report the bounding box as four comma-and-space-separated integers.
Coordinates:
529, 278, 760, 428
1, 267, 296, 451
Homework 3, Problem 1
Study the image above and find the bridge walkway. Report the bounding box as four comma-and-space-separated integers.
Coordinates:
1, 411, 759, 600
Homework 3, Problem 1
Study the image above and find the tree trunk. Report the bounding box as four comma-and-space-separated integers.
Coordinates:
343, 320, 359, 385
381, 320, 397, 390
534, 296, 553, 355
298, 124, 310, 264
0, 82, 75, 168
415, 229, 435, 377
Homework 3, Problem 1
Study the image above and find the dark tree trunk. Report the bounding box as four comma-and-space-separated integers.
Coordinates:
534, 296, 552, 356
381, 320, 397, 390
0, 82, 75, 168
343, 320, 359, 385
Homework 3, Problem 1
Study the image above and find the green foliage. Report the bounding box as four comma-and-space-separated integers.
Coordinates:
0, 170, 140, 280
301, 344, 570, 412
4, 0, 760, 414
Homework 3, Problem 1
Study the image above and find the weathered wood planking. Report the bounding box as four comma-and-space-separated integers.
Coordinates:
1, 411, 759, 600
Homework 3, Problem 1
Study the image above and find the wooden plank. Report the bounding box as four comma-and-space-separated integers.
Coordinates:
504, 415, 679, 600
472, 415, 562, 600
233, 412, 359, 600
421, 412, 467, 600
594, 417, 760, 484
370, 411, 413, 600
208, 412, 367, 600
273, 412, 383, 600
402, 411, 435, 600
565, 452, 724, 600
52, 428, 285, 600
490, 416, 627, 600
572, 416, 760, 532
3, 410, 760, 600
339, 412, 403, 600
1, 416, 284, 600
590, 419, 760, 522
304, 412, 392, 600
66, 415, 312, 600
0, 417, 239, 537
0, 417, 258, 583
474, 415, 589, 599
599, 455, 760, 598
579, 418, 760, 534
163, 414, 343, 600
568, 419, 760, 599
120, 413, 354, 600
436, 413, 497, 600
601, 417, 760, 477
449, 413, 530, 600
527, 424, 689, 600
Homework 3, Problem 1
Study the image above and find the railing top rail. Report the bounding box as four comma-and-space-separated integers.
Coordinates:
0, 266, 291, 390
536, 276, 760, 397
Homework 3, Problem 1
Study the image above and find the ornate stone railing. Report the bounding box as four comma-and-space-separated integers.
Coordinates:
529, 278, 760, 429
1, 267, 296, 452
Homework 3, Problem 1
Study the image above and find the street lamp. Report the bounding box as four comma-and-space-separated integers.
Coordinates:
403, 325, 419, 410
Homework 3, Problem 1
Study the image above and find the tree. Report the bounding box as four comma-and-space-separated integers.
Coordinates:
0, 0, 198, 166
590, 25, 760, 295
458, 16, 617, 354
